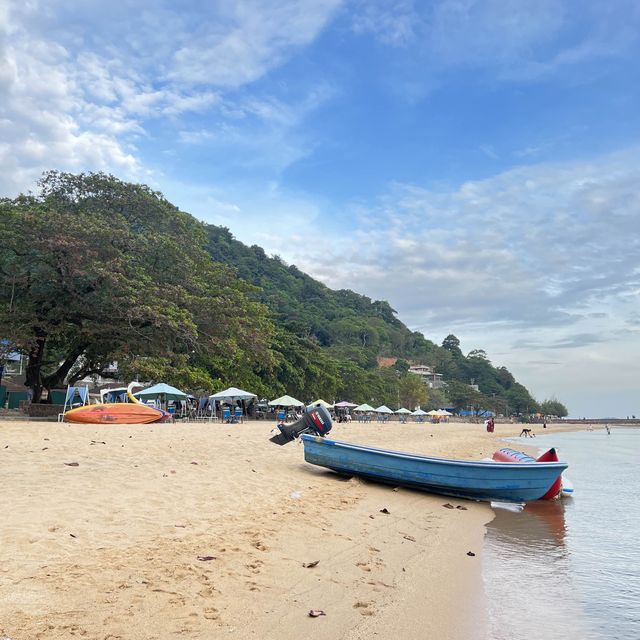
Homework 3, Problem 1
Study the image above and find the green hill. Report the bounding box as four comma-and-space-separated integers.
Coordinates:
204, 226, 542, 415
1, 171, 556, 415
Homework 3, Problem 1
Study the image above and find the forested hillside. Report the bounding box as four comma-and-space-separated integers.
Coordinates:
0, 172, 563, 416
205, 226, 547, 415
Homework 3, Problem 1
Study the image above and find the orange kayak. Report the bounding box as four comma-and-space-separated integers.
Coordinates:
64, 403, 166, 424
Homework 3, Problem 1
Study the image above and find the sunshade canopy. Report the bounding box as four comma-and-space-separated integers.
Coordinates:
307, 399, 333, 409
334, 401, 358, 408
395, 408, 412, 414
374, 405, 393, 414
209, 387, 257, 402
269, 394, 304, 407
426, 409, 441, 415
439, 409, 453, 416
354, 403, 375, 412
135, 383, 187, 400
412, 408, 428, 416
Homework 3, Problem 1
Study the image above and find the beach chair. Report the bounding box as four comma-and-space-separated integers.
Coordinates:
223, 407, 231, 423
277, 409, 286, 423
234, 406, 243, 423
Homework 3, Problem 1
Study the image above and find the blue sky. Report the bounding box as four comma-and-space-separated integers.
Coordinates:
2, 0, 639, 417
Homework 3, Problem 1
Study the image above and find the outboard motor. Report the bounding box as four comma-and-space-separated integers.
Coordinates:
269, 405, 333, 446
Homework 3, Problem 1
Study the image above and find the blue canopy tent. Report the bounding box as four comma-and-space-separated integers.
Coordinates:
58, 385, 90, 421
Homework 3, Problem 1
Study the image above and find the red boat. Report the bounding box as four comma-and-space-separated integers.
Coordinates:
492, 447, 564, 500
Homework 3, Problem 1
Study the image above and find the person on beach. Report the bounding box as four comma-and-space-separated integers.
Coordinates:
605, 424, 611, 434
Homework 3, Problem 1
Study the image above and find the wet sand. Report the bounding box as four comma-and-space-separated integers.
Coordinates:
0, 419, 582, 639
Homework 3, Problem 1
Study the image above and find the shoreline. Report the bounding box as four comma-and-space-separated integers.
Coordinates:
0, 419, 588, 639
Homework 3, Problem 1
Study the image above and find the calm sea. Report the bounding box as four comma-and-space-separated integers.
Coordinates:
482, 428, 640, 640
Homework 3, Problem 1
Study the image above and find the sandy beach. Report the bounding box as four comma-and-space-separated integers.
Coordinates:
0, 419, 580, 640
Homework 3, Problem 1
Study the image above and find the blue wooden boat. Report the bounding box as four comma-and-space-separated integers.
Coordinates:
301, 435, 568, 502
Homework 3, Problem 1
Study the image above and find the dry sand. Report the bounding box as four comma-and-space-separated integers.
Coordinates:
0, 419, 578, 639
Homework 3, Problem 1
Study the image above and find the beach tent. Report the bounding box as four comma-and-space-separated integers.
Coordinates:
209, 387, 257, 421
374, 405, 393, 414
334, 401, 358, 408
58, 385, 90, 421
307, 399, 333, 410
426, 409, 441, 416
268, 395, 304, 408
412, 408, 428, 416
100, 387, 128, 403
354, 403, 375, 412
209, 387, 257, 402
135, 383, 188, 414
135, 383, 188, 401
394, 408, 411, 414
439, 409, 453, 416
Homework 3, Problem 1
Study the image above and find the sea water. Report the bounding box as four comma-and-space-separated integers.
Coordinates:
482, 428, 640, 640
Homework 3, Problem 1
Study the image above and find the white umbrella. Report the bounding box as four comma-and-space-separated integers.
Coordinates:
412, 408, 428, 416
269, 394, 304, 408
374, 405, 393, 414
307, 399, 333, 410
209, 387, 257, 402
354, 403, 375, 412
426, 409, 441, 416
439, 409, 453, 416
334, 401, 358, 408
394, 408, 412, 414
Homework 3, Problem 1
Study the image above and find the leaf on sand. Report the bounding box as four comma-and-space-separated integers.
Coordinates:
190, 461, 199, 465
442, 503, 454, 509
69, 533, 77, 538
175, 524, 187, 528
197, 556, 216, 561
64, 462, 79, 467
467, 551, 476, 557
379, 508, 390, 514
403, 535, 416, 542
308, 610, 326, 617
303, 560, 319, 568
456, 505, 468, 510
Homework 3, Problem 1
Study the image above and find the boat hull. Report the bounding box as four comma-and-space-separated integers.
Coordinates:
301, 435, 568, 503
64, 403, 166, 424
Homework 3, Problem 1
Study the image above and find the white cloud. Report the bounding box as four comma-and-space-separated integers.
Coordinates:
0, 0, 341, 195
352, 0, 640, 82
249, 148, 639, 416
169, 1, 343, 87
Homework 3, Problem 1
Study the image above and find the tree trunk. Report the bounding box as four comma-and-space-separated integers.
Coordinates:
25, 334, 46, 403
42, 344, 89, 398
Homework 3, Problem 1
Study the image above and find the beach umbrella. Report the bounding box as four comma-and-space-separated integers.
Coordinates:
354, 403, 375, 412
268, 394, 304, 408
394, 407, 412, 414
374, 405, 393, 414
134, 383, 188, 401
412, 408, 428, 416
307, 399, 334, 410
439, 409, 453, 416
426, 409, 441, 416
334, 401, 358, 408
209, 387, 257, 402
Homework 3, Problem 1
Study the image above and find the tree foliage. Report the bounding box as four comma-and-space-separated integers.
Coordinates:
0, 171, 556, 414
539, 398, 568, 417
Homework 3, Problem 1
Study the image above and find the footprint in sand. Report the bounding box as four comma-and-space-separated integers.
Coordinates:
355, 562, 371, 572
203, 606, 220, 620
353, 601, 376, 616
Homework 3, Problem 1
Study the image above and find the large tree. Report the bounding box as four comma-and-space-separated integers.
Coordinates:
0, 172, 274, 401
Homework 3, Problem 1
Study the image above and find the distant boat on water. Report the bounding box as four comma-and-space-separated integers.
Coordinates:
301, 435, 568, 503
